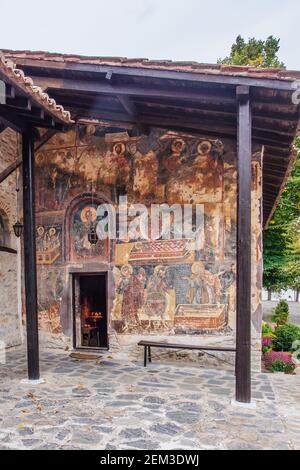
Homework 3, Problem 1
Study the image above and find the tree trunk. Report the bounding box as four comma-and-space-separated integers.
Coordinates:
267, 289, 272, 301
295, 290, 299, 303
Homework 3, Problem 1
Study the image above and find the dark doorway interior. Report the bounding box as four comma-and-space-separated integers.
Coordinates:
74, 273, 108, 349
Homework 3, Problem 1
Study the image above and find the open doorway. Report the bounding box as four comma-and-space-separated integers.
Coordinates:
73, 273, 108, 350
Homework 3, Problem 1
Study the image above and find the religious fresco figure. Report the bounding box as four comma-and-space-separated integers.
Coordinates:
163, 139, 188, 174
165, 140, 224, 204
78, 147, 103, 190
120, 266, 146, 331
112, 142, 131, 191
186, 262, 221, 305
71, 204, 107, 260
131, 143, 159, 199
36, 225, 62, 265
144, 266, 170, 327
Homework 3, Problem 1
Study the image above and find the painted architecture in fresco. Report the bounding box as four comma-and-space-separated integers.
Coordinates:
33, 125, 262, 355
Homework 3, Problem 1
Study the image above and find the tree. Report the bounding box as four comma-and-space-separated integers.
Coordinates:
219, 36, 300, 300
218, 35, 285, 68
263, 140, 300, 299
285, 220, 300, 301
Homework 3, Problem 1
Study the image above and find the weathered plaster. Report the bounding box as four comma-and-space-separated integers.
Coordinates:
0, 129, 22, 348
33, 127, 263, 370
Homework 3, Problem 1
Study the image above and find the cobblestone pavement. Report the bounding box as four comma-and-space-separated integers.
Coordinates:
0, 347, 299, 450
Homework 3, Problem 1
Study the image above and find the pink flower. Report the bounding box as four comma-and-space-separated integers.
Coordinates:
262, 336, 273, 348
264, 351, 295, 369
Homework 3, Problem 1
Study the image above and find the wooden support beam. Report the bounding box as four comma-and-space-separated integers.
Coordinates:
5, 84, 15, 99
33, 76, 237, 106
0, 130, 59, 186
6, 96, 32, 111
31, 107, 45, 120
117, 95, 137, 118
236, 85, 252, 404
0, 156, 22, 184
35, 129, 57, 151
0, 113, 24, 134
117, 95, 150, 134
22, 130, 40, 381
0, 122, 7, 134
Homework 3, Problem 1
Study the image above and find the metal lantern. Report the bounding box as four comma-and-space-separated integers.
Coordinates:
88, 225, 98, 245
13, 220, 23, 238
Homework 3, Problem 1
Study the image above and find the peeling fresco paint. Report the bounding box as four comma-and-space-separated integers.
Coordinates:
34, 127, 262, 369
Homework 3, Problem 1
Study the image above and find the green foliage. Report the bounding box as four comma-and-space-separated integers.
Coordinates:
262, 323, 274, 337
269, 360, 295, 374
219, 35, 300, 295
264, 139, 300, 293
218, 35, 285, 68
272, 300, 289, 327
273, 324, 300, 352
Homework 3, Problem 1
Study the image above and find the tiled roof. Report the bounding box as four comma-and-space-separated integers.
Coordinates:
0, 53, 73, 124
2, 49, 300, 82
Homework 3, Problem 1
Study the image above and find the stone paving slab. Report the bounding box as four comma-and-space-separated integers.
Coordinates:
0, 347, 299, 450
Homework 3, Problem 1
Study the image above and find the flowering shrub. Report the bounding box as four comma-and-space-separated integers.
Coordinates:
263, 351, 295, 374
262, 335, 273, 353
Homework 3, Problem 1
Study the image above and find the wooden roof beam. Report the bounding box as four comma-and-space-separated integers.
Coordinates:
32, 76, 237, 106
5, 83, 15, 99
14, 58, 297, 91
0, 122, 7, 134
0, 109, 25, 133
117, 95, 137, 119
0, 156, 22, 184
6, 96, 32, 111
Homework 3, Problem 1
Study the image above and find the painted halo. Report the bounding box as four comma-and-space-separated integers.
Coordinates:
191, 261, 205, 275
112, 142, 126, 156
121, 264, 133, 276
171, 138, 186, 153
197, 140, 212, 156
80, 206, 97, 224
37, 225, 45, 237
48, 227, 57, 237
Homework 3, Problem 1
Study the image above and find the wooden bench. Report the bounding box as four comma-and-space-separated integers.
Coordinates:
138, 340, 236, 368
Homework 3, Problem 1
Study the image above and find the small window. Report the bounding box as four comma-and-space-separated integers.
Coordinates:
0, 213, 9, 248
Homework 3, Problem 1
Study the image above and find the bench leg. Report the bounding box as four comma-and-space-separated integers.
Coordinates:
148, 346, 152, 363
144, 346, 147, 367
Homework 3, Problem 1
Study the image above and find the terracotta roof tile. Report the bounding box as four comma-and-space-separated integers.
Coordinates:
0, 53, 74, 124
2, 49, 300, 82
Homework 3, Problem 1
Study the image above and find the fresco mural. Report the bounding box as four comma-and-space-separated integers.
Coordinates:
69, 202, 109, 262
34, 127, 261, 348
36, 224, 62, 265
37, 267, 64, 334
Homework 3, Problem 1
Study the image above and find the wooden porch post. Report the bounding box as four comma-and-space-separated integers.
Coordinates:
236, 86, 252, 403
22, 129, 40, 381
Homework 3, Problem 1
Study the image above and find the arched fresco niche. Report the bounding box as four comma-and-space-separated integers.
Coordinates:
64, 194, 112, 263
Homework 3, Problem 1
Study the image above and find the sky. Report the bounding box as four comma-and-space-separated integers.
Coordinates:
0, 0, 299, 70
